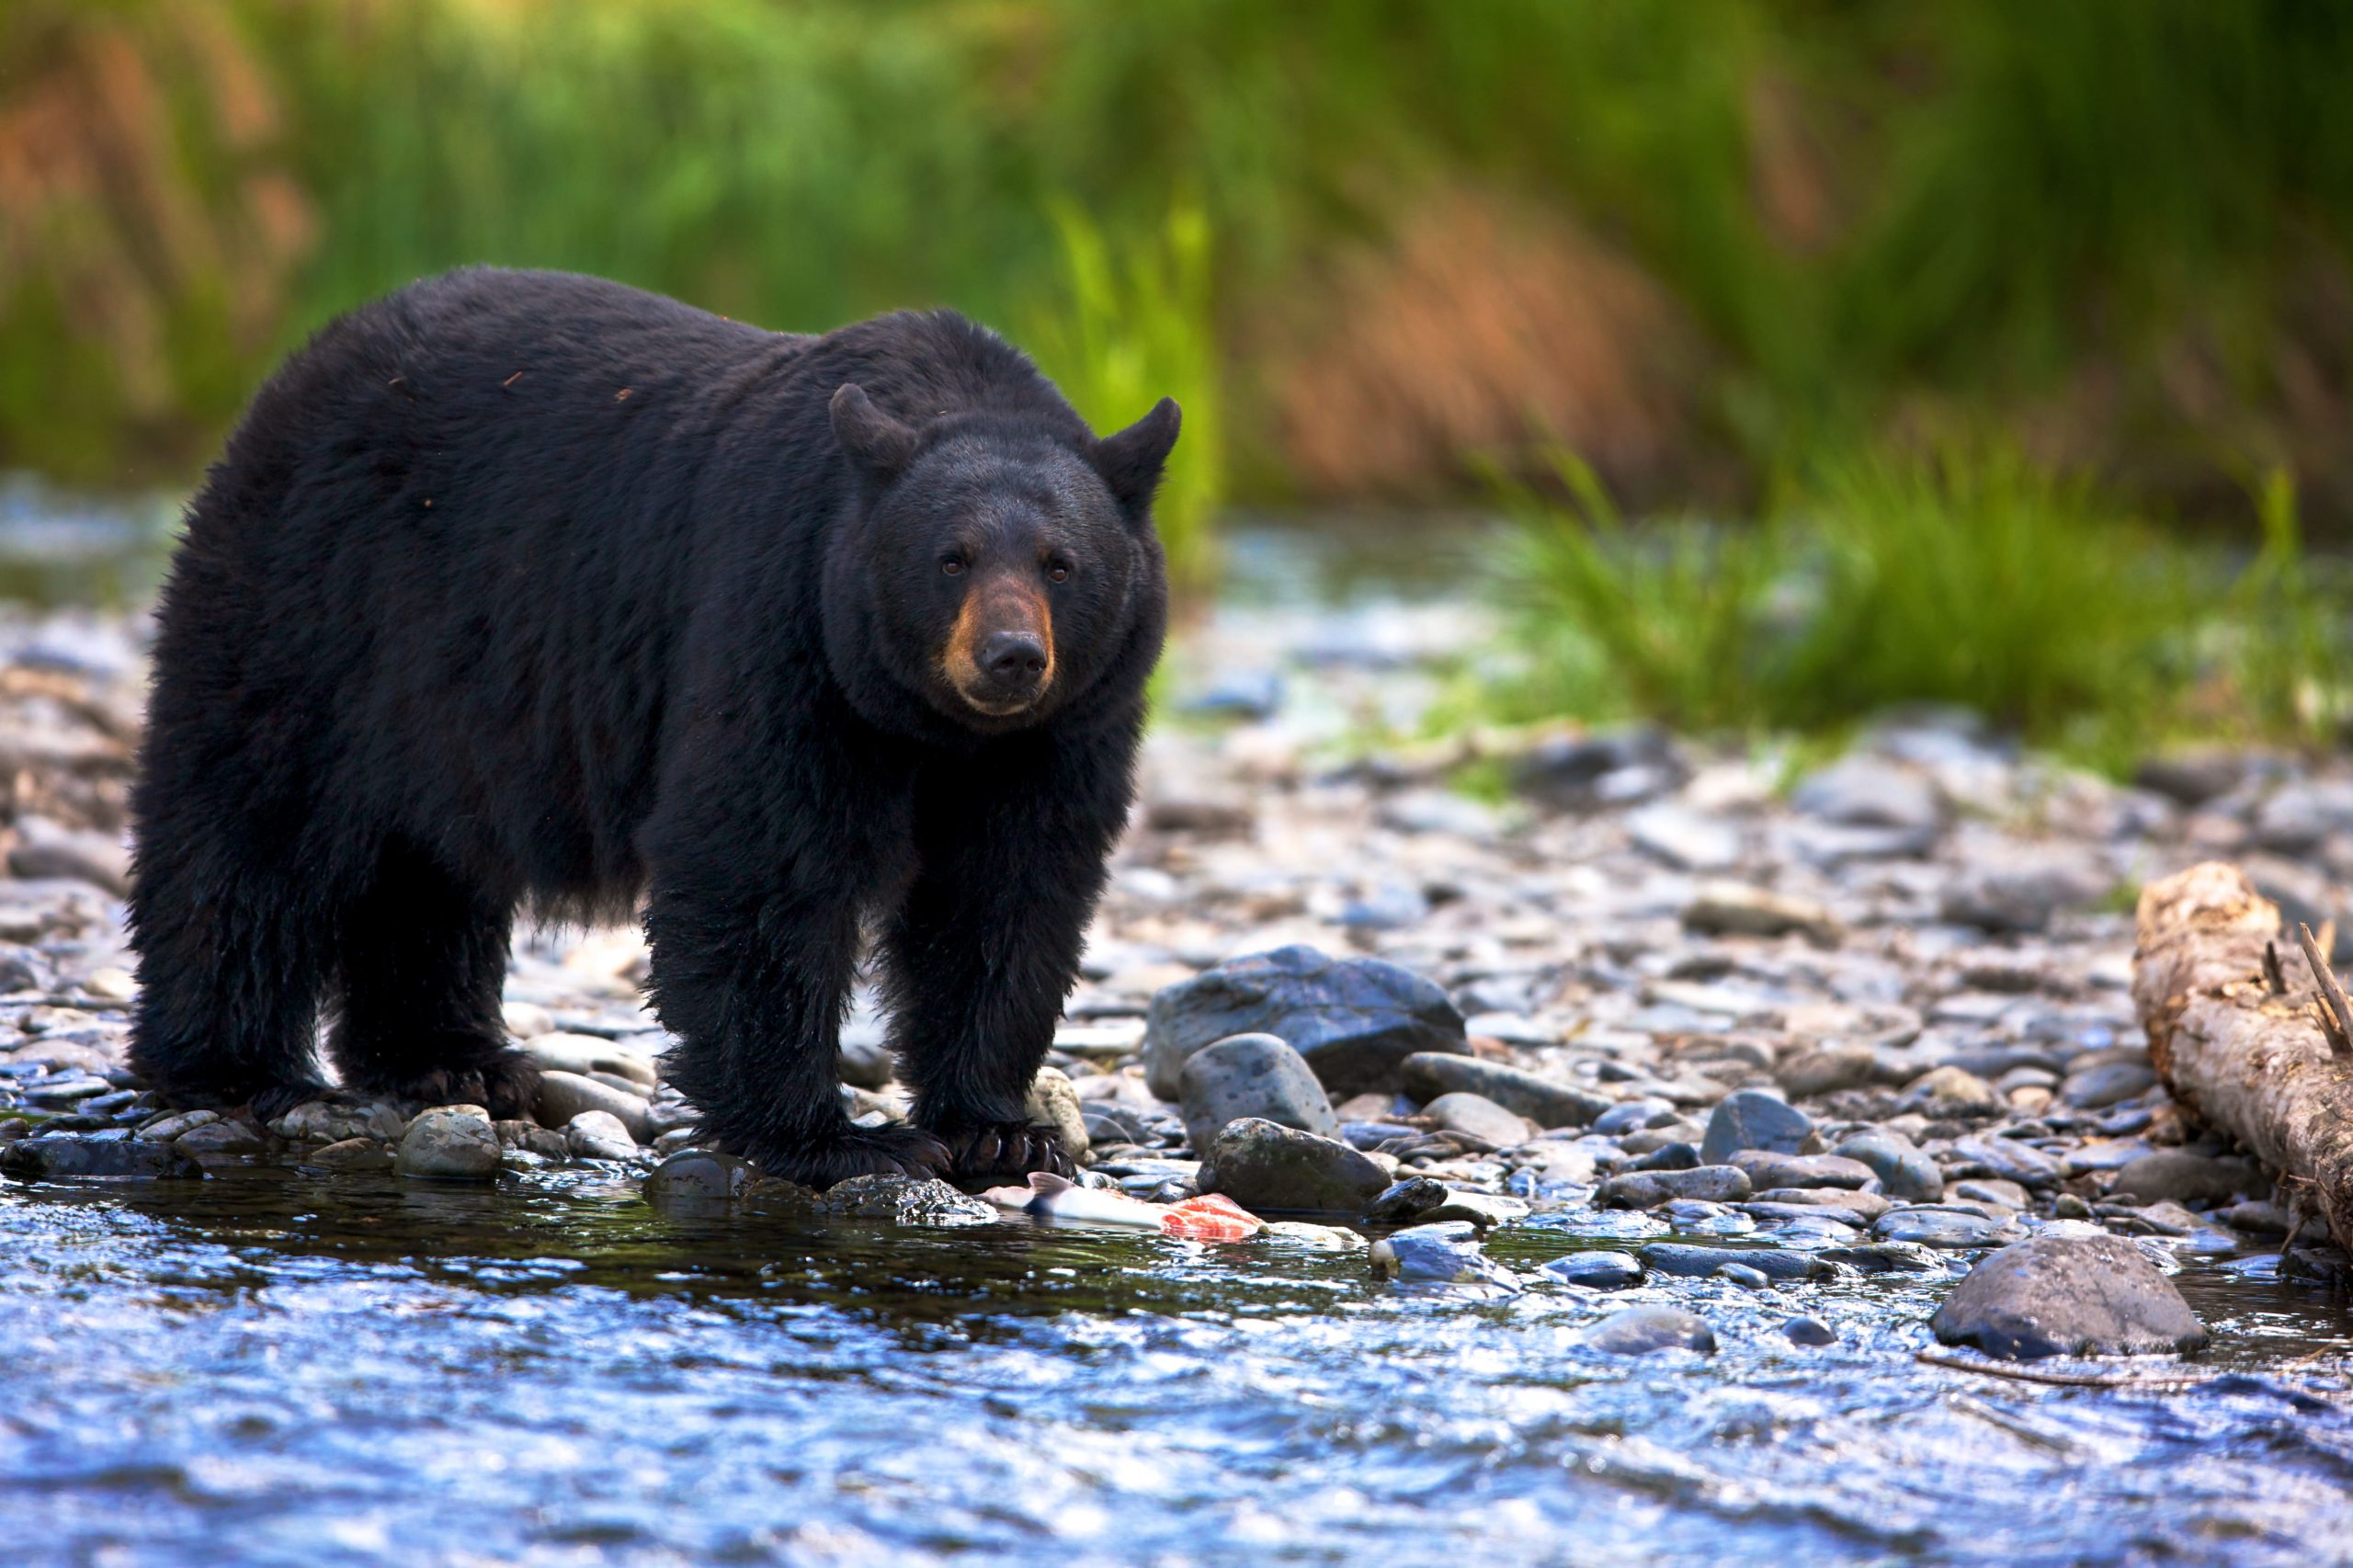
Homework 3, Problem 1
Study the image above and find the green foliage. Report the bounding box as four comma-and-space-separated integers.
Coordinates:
1500, 444, 2349, 758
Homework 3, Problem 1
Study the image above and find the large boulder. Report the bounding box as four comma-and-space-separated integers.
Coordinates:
1199, 1118, 1392, 1213
1399, 1052, 1609, 1130
1930, 1235, 2210, 1359
1142, 946, 1467, 1100
1177, 1033, 1337, 1153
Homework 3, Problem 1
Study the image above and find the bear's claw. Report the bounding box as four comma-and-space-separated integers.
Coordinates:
345, 1049, 543, 1120
942, 1121, 1072, 1184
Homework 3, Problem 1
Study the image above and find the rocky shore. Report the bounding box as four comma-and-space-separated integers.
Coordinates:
1, 603, 2348, 1367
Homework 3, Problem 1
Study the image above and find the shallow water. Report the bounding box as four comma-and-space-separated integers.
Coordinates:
3, 1169, 2348, 1567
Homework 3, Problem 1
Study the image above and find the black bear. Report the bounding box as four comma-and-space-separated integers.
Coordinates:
128, 267, 1175, 1187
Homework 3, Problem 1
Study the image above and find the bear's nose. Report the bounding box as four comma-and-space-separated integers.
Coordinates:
980, 631, 1048, 685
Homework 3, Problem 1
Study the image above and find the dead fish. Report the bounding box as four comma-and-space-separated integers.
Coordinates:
982, 1171, 1264, 1240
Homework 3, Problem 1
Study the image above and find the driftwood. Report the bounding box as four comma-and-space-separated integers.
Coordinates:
2132, 862, 2353, 1247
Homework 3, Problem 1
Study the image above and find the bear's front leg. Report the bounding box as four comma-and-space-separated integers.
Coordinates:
642, 731, 946, 1188
883, 730, 1132, 1184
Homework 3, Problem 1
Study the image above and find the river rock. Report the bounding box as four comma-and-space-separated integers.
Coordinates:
1365, 1176, 1449, 1221
1177, 1033, 1337, 1152
1142, 946, 1468, 1099
1938, 862, 2106, 934
394, 1106, 503, 1180
137, 1109, 219, 1142
519, 1031, 659, 1088
1597, 1165, 1752, 1209
1577, 1305, 1716, 1356
1729, 1152, 1872, 1190
1930, 1235, 2211, 1358
2059, 1059, 2157, 1108
1951, 1132, 2062, 1189
1199, 1118, 1391, 1213
1821, 1241, 1946, 1273
1792, 755, 1944, 832
1399, 1052, 1608, 1130
642, 1149, 757, 1203
1899, 1064, 1998, 1116
2107, 1151, 2264, 1206
307, 1137, 394, 1171
1541, 1250, 1643, 1289
534, 1070, 654, 1142
175, 1118, 266, 1157
1425, 1189, 1530, 1230
1873, 1207, 2008, 1249
1370, 1221, 1520, 1289
1749, 1188, 1892, 1221
268, 1097, 408, 1144
1783, 1315, 1837, 1346
1626, 803, 1743, 871
1835, 1131, 1945, 1201
1775, 1042, 1879, 1097
1680, 883, 1841, 944
1421, 1092, 1530, 1148
1, 1133, 204, 1180
818, 1175, 996, 1226
8, 815, 130, 894
564, 1109, 639, 1161
1639, 1242, 1830, 1281
1024, 1066, 1092, 1161
1699, 1089, 1813, 1163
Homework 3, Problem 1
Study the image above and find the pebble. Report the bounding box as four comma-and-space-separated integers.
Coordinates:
1931, 1235, 2211, 1359
564, 1110, 639, 1161
1835, 1131, 1945, 1201
1639, 1242, 1830, 1281
1419, 1092, 1530, 1148
2107, 1150, 2264, 1206
1398, 1052, 1608, 1130
642, 1149, 758, 1203
1597, 1165, 1752, 1209
533, 1071, 654, 1142
394, 1106, 504, 1181
1872, 1207, 2010, 1249
1782, 1315, 1837, 1346
1199, 1118, 1392, 1213
1540, 1250, 1643, 1288
1698, 1090, 1813, 1163
1177, 1033, 1338, 1153
1577, 1305, 1716, 1356
1370, 1221, 1520, 1290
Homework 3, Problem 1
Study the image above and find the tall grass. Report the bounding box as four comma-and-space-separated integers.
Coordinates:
1501, 446, 2347, 756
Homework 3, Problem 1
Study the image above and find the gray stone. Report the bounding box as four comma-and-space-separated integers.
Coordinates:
1142, 946, 1469, 1099
1782, 1315, 1837, 1346
1639, 1242, 1830, 1281
1399, 1052, 1608, 1130
1749, 1188, 1893, 1221
1425, 1190, 1530, 1230
1729, 1152, 1872, 1190
1365, 1176, 1449, 1222
1593, 1098, 1677, 1135
1681, 883, 1841, 944
1951, 1133, 2063, 1189
1541, 1250, 1643, 1289
1835, 1131, 1945, 1201
1597, 1165, 1752, 1209
1953, 1178, 2030, 1210
520, 1031, 659, 1088
1699, 1089, 1812, 1164
2107, 1151, 2264, 1206
1775, 1043, 1879, 1097
1938, 863, 2107, 934
1873, 1207, 2008, 1249
306, 1137, 394, 1172
642, 1149, 758, 1203
7, 815, 130, 894
819, 1175, 997, 1225
1899, 1064, 1998, 1115
496, 1119, 570, 1158
138, 1108, 220, 1143
1715, 1261, 1771, 1289
1, 1133, 204, 1180
1023, 1066, 1092, 1163
268, 1097, 407, 1145
1624, 1141, 1699, 1173
2251, 778, 2353, 852
1177, 1033, 1337, 1153
1792, 755, 1944, 832
175, 1118, 266, 1157
534, 1070, 654, 1142
2060, 1060, 2157, 1108
1577, 1305, 1716, 1356
1371, 1222, 1520, 1290
1513, 725, 1683, 810
1199, 1118, 1392, 1213
1626, 803, 1743, 871
1421, 1092, 1530, 1148
1931, 1235, 2210, 1358
564, 1109, 639, 1161
395, 1106, 504, 1179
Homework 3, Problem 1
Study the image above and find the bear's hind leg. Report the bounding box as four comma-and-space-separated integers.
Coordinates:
327, 838, 539, 1119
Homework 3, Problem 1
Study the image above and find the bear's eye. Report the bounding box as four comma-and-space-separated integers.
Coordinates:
940, 555, 965, 576
1047, 560, 1072, 584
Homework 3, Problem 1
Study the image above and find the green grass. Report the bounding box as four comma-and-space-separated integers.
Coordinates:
1495, 445, 2349, 761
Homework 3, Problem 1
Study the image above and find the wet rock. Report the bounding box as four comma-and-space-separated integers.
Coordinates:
1, 1133, 204, 1180
533, 1070, 654, 1142
1953, 1178, 2030, 1210
2060, 1060, 2158, 1108
1577, 1305, 1716, 1356
1680, 883, 1840, 945
1783, 1315, 1837, 1346
1177, 1033, 1337, 1153
306, 1137, 393, 1172
1366, 1175, 1449, 1222
1541, 1250, 1643, 1289
1873, 1207, 2009, 1249
175, 1118, 266, 1157
1199, 1118, 1392, 1213
1821, 1241, 1946, 1273
1728, 1152, 1871, 1190
1699, 1089, 1812, 1163
395, 1106, 504, 1180
1626, 803, 1743, 871
1714, 1261, 1770, 1289
1398, 1052, 1608, 1130
1639, 1243, 1830, 1282
2107, 1151, 2264, 1206
1899, 1064, 1998, 1116
1593, 1098, 1678, 1135
268, 1097, 408, 1145
1426, 1190, 1530, 1230
496, 1119, 570, 1158
564, 1109, 639, 1161
819, 1175, 997, 1226
2214, 1199, 2292, 1235
1142, 946, 1468, 1100
137, 1108, 219, 1142
1370, 1221, 1520, 1290
1931, 1235, 2211, 1359
642, 1149, 757, 1203
1791, 755, 1944, 833
1420, 1092, 1529, 1148
1023, 1066, 1092, 1162
1625, 1141, 1699, 1173
1835, 1131, 1945, 1201
1951, 1133, 2063, 1190
1258, 1221, 1368, 1250
1597, 1165, 1752, 1209
1775, 1043, 1879, 1097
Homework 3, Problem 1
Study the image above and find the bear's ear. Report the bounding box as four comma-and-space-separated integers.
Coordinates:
830, 383, 919, 483
1091, 397, 1182, 513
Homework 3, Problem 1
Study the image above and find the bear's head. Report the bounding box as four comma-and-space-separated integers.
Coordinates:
824, 382, 1177, 736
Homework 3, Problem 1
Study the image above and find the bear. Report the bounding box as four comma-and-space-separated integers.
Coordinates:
126, 266, 1176, 1188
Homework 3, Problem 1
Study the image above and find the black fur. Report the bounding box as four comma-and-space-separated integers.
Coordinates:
127, 267, 1174, 1187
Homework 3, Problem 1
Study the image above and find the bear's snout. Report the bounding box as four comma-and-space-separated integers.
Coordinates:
943, 580, 1055, 716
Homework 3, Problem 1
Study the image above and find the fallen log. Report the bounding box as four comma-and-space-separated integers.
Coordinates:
2132, 862, 2353, 1247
